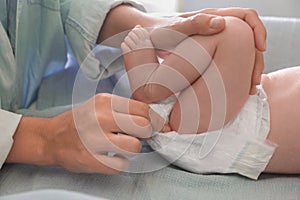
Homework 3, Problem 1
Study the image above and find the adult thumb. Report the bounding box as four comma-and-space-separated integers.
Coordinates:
209, 17, 225, 30
194, 15, 226, 35
178, 11, 226, 35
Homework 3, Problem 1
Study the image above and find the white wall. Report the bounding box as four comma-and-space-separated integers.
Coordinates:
179, 0, 300, 18
136, 0, 179, 12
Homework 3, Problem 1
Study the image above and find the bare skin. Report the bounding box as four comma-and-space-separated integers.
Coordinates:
262, 69, 300, 173
122, 17, 255, 133
5, 5, 267, 174
6, 94, 164, 174
99, 6, 265, 95
121, 18, 300, 174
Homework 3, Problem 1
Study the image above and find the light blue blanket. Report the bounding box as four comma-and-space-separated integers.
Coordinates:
0, 164, 299, 199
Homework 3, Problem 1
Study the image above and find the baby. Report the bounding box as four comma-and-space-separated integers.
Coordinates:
121, 17, 300, 179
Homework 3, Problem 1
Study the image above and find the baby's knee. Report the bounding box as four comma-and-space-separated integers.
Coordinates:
222, 16, 255, 50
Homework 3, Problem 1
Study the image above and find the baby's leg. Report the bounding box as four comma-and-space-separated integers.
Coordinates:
121, 25, 161, 100
121, 25, 212, 103
121, 25, 158, 67
170, 17, 256, 133
261, 67, 300, 173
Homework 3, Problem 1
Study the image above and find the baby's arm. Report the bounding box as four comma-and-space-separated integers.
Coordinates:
121, 26, 213, 103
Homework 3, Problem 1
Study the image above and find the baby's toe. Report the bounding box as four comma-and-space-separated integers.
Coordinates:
128, 31, 140, 45
121, 42, 131, 54
133, 27, 149, 41
124, 36, 137, 49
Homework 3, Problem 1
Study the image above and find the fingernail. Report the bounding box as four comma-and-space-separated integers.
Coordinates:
209, 17, 224, 29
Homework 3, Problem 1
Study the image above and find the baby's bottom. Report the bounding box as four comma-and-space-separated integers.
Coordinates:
169, 17, 256, 134
261, 66, 300, 173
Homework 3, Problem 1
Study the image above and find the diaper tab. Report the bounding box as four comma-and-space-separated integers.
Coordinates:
229, 139, 277, 180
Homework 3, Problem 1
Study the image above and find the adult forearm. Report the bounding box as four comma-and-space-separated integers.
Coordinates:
98, 5, 161, 46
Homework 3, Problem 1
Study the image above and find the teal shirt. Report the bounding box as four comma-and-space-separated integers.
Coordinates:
0, 0, 144, 111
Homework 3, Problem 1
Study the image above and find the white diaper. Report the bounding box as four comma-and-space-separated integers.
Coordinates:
148, 86, 277, 180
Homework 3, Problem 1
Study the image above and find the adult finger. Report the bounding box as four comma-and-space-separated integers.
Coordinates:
111, 95, 166, 132
198, 8, 267, 51
91, 154, 130, 174
150, 13, 225, 54
85, 131, 142, 155
111, 95, 150, 118
111, 112, 154, 138
106, 134, 142, 155
168, 13, 226, 37
250, 50, 264, 94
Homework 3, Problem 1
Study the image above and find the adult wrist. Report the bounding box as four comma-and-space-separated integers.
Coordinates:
6, 116, 55, 167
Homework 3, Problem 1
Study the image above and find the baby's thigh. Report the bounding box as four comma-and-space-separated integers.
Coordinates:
169, 18, 256, 134
169, 64, 249, 134
262, 66, 300, 173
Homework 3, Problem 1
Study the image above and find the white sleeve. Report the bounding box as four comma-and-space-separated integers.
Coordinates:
0, 109, 22, 168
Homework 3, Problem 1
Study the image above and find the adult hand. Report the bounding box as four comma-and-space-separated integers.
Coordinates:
249, 50, 264, 94
180, 8, 266, 51
180, 8, 266, 94
7, 94, 167, 174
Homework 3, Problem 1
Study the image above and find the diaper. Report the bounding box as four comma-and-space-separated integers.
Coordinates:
148, 86, 277, 180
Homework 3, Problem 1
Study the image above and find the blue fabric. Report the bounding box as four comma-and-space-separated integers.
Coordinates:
0, 0, 144, 111
0, 164, 299, 200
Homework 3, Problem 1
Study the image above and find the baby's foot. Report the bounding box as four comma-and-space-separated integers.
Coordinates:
121, 25, 158, 70
121, 25, 153, 52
